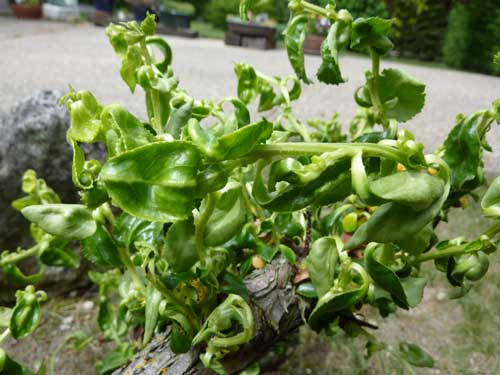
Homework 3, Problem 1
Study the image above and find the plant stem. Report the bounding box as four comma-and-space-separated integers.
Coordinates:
416, 221, 500, 263
0, 329, 10, 345
247, 142, 407, 163
145, 273, 185, 308
195, 193, 216, 261
482, 221, 500, 238
0, 244, 41, 267
416, 244, 467, 263
299, 0, 336, 19
117, 246, 145, 293
287, 114, 312, 142
141, 39, 162, 134
101, 203, 116, 227
368, 48, 386, 124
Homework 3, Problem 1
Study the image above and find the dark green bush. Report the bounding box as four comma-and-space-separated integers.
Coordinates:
443, 0, 500, 75
205, 0, 240, 29
205, 0, 282, 29
442, 4, 469, 69
269, 0, 290, 23
464, 0, 499, 74
491, 12, 500, 75
390, 0, 449, 61
162, 1, 196, 16
336, 0, 388, 19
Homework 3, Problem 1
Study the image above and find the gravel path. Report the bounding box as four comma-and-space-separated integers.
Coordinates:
1, 18, 499, 171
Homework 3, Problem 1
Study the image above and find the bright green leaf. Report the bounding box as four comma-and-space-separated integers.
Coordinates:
21, 204, 96, 240
350, 17, 393, 55
82, 225, 123, 268
399, 342, 434, 368
376, 68, 426, 122
284, 15, 312, 84
164, 218, 198, 272
100, 141, 200, 222
10, 286, 42, 340
305, 237, 339, 298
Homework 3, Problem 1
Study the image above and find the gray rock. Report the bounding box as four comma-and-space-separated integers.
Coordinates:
0, 89, 104, 250
0, 90, 104, 301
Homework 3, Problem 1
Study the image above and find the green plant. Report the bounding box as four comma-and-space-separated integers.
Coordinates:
161, 0, 195, 16
389, 0, 449, 61
1, 2, 500, 375
206, 0, 240, 29
337, 0, 388, 19
442, 4, 470, 69
443, 0, 500, 75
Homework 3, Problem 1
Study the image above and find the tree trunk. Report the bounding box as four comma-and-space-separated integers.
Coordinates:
113, 258, 307, 375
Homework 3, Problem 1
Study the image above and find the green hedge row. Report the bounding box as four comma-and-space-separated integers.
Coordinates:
391, 1, 449, 62
443, 0, 500, 75
181, 0, 500, 75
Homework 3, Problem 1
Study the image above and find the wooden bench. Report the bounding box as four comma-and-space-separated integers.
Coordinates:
225, 20, 276, 50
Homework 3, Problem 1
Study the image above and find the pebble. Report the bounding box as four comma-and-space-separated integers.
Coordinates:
81, 300, 95, 311
59, 316, 74, 331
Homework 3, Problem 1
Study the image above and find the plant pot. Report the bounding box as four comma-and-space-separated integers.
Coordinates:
304, 34, 325, 55
225, 20, 277, 50
10, 4, 42, 19
159, 11, 191, 29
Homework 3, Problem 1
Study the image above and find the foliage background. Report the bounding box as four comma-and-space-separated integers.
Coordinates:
178, 0, 500, 75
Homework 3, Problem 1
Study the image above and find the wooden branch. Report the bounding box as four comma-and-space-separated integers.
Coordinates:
114, 257, 307, 375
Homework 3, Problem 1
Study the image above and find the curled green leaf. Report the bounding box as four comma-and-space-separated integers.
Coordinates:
317, 10, 352, 85
253, 157, 352, 212
188, 118, 272, 160
100, 141, 200, 222
82, 225, 122, 268
146, 36, 172, 73
350, 17, 393, 55
10, 286, 44, 340
284, 15, 312, 84
308, 263, 369, 331
164, 218, 198, 272
21, 204, 96, 240
370, 171, 445, 211
204, 183, 246, 247
364, 244, 408, 309
481, 176, 500, 217
305, 237, 339, 298
399, 342, 434, 368
193, 294, 254, 374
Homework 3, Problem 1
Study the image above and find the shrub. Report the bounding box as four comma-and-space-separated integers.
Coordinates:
161, 1, 196, 16
205, 0, 240, 29
1, 4, 499, 375
390, 0, 449, 61
443, 0, 500, 75
442, 4, 469, 69
336, 0, 388, 19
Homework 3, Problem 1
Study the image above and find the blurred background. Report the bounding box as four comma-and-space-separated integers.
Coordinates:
1, 0, 500, 75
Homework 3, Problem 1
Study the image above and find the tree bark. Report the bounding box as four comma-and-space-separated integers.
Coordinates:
114, 257, 307, 375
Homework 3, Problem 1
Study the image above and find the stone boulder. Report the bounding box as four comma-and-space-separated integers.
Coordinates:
0, 89, 105, 249
0, 90, 105, 301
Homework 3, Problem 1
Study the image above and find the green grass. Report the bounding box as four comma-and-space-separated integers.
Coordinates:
191, 20, 225, 40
